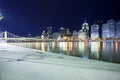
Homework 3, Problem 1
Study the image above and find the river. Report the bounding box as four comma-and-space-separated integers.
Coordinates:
9, 41, 120, 64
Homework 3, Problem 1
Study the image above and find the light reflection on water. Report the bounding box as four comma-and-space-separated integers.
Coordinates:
10, 41, 120, 64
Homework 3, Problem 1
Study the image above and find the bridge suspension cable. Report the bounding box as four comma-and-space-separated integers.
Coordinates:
6, 31, 25, 38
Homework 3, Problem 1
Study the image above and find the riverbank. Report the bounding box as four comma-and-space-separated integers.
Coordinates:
0, 43, 120, 80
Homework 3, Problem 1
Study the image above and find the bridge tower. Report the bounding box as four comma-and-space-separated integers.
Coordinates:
4, 31, 7, 42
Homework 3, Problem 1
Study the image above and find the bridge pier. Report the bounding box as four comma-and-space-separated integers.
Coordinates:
4, 31, 7, 42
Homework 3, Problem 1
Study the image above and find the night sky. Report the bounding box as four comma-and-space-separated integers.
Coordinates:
0, 0, 120, 36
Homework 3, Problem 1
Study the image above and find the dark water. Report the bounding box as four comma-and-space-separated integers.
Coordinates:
10, 41, 120, 64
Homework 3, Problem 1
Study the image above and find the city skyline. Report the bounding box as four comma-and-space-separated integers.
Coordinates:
1, 18, 120, 39
0, 0, 120, 36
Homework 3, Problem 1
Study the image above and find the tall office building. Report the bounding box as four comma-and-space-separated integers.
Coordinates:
82, 19, 89, 38
59, 27, 66, 36
102, 19, 115, 38
66, 28, 71, 36
102, 23, 109, 38
97, 20, 103, 38
91, 24, 99, 39
116, 20, 120, 38
108, 19, 116, 38
47, 27, 52, 35
58, 27, 66, 40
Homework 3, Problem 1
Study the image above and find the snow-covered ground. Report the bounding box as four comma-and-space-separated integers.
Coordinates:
0, 43, 120, 80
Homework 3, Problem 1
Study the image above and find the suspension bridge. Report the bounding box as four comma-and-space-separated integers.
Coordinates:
0, 31, 41, 42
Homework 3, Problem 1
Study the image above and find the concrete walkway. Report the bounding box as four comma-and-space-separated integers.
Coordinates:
0, 43, 120, 80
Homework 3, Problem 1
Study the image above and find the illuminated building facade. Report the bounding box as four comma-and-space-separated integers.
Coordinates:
102, 24, 109, 38
41, 31, 47, 40
73, 30, 87, 40
116, 20, 120, 38
58, 27, 72, 40
73, 19, 89, 40
82, 20, 89, 38
59, 27, 66, 36
91, 24, 99, 39
102, 19, 115, 39
52, 32, 59, 40
47, 27, 53, 39
73, 30, 79, 40
78, 30, 86, 40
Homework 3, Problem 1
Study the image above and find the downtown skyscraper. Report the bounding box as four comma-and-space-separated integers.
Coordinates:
102, 19, 116, 39
91, 24, 99, 39
116, 20, 120, 38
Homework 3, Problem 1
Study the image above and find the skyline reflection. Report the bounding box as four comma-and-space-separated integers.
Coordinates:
10, 41, 120, 64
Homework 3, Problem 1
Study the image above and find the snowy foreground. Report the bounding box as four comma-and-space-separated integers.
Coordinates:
0, 43, 120, 80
